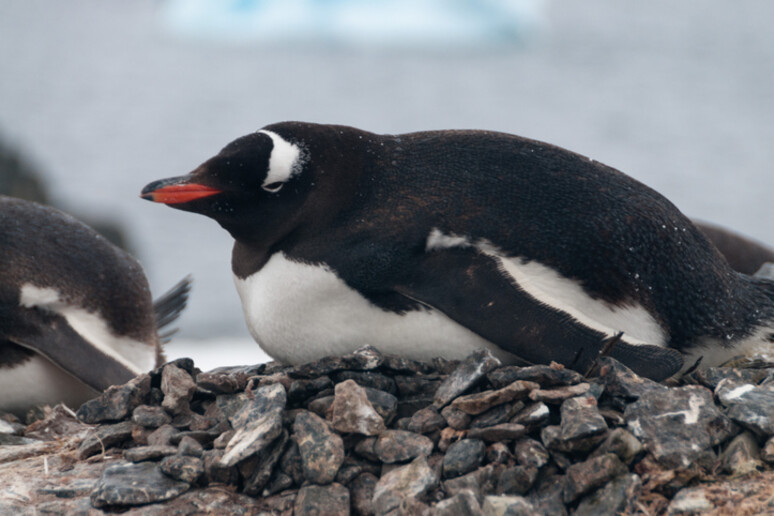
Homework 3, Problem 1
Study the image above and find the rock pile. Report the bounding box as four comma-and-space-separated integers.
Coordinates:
3, 346, 774, 514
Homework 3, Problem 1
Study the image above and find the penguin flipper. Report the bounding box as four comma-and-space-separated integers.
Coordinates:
8, 308, 138, 392
153, 275, 192, 343
395, 248, 683, 381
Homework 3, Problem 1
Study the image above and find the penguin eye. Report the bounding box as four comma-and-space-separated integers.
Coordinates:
262, 182, 284, 193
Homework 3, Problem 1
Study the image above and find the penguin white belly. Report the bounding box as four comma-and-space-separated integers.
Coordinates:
233, 252, 517, 364
0, 354, 97, 414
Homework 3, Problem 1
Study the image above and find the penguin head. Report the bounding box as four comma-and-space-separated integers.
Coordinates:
141, 126, 320, 242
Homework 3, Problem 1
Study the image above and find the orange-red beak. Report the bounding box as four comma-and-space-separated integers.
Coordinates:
141, 179, 222, 204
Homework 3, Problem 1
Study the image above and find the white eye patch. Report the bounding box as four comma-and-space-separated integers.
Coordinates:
259, 130, 305, 193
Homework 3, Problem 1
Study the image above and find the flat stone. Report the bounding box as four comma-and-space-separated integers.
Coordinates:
295, 483, 350, 516
122, 487, 264, 515
90, 461, 190, 508
350, 472, 378, 516
147, 424, 179, 447
574, 473, 641, 516
528, 476, 568, 516
595, 356, 666, 400
433, 349, 501, 408
240, 430, 289, 496
625, 384, 737, 468
487, 363, 583, 388
77, 374, 151, 424
407, 407, 446, 434
289, 345, 384, 378
331, 379, 386, 436
667, 486, 714, 515
557, 395, 608, 451
380, 354, 435, 375
433, 489, 482, 515
443, 438, 486, 478
201, 449, 239, 486
467, 423, 527, 442
374, 430, 434, 463
451, 380, 538, 415
528, 383, 591, 404
178, 435, 204, 457
227, 382, 287, 429
372, 456, 439, 516
692, 367, 768, 391
720, 431, 762, 475
195, 370, 250, 394
132, 405, 172, 428
220, 410, 283, 467
512, 438, 550, 469
441, 405, 471, 430
160, 455, 204, 484
287, 376, 334, 404
496, 465, 538, 495
562, 453, 628, 503
590, 428, 643, 465
471, 402, 522, 428
293, 410, 345, 484
161, 364, 197, 415
124, 445, 178, 463
716, 381, 774, 437
482, 494, 537, 516
77, 421, 134, 459
333, 370, 397, 394
363, 387, 398, 424
394, 374, 443, 397
510, 402, 550, 427
442, 464, 498, 497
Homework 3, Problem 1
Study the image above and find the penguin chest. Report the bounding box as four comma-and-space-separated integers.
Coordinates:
233, 252, 514, 364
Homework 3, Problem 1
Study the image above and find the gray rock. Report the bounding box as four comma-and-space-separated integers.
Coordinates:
528, 383, 591, 404
372, 456, 439, 516
717, 381, 774, 437
293, 410, 345, 484
227, 382, 287, 429
590, 428, 643, 465
441, 405, 471, 430
132, 405, 172, 428
160, 455, 204, 484
433, 489, 482, 515
510, 402, 550, 427
482, 494, 537, 516
77, 421, 134, 459
240, 430, 289, 496
374, 430, 434, 463
556, 395, 608, 452
443, 439, 486, 478
77, 374, 151, 424
666, 486, 714, 515
562, 453, 628, 504
512, 438, 550, 469
334, 370, 397, 394
692, 367, 768, 391
467, 423, 527, 442
90, 461, 190, 508
122, 487, 264, 515
288, 376, 333, 404
471, 402, 523, 428
496, 465, 538, 495
147, 424, 179, 447
220, 410, 283, 467
451, 380, 538, 415
720, 431, 762, 475
574, 473, 641, 516
442, 464, 498, 498
407, 407, 446, 434
123, 445, 178, 463
350, 472, 378, 516
289, 345, 384, 378
294, 483, 350, 516
596, 356, 667, 400
625, 384, 737, 468
331, 380, 386, 436
160, 364, 197, 415
487, 364, 582, 388
178, 435, 204, 457
195, 369, 250, 394
363, 387, 399, 424
433, 349, 501, 408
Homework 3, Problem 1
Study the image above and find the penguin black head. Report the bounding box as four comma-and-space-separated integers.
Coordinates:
142, 123, 343, 242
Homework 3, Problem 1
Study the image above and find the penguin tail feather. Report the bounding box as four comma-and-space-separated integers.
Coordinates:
153, 275, 193, 343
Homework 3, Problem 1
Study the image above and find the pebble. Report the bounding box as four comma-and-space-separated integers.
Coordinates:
442, 438, 486, 478
372, 455, 438, 516
77, 374, 151, 424
433, 349, 501, 407
294, 483, 350, 516
90, 462, 190, 508
374, 430, 433, 463
330, 379, 386, 435
293, 410, 344, 484
124, 445, 178, 463
160, 455, 204, 484
450, 380, 538, 415
161, 364, 197, 415
562, 453, 628, 503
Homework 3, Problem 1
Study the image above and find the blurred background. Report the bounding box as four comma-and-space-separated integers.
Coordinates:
1, 0, 773, 369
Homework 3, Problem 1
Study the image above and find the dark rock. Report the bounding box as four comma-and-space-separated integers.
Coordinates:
178, 435, 204, 457
289, 345, 384, 378
278, 441, 305, 486
380, 354, 435, 375
451, 380, 538, 415
442, 438, 486, 478
488, 363, 583, 389
23, 404, 89, 441
263, 472, 293, 496
441, 405, 471, 430
90, 461, 190, 508
293, 410, 345, 484
692, 367, 769, 391
510, 401, 550, 427
482, 495, 537, 515
354, 436, 379, 462
467, 423, 527, 442
433, 489, 481, 515
132, 405, 172, 428
528, 383, 591, 404
350, 472, 377, 515
372, 456, 438, 516
433, 349, 501, 408
497, 465, 538, 495
308, 395, 335, 418
720, 431, 762, 475
596, 357, 666, 400
335, 455, 380, 485
529, 476, 568, 516
625, 384, 737, 468
470, 402, 522, 428
288, 376, 333, 404
123, 487, 264, 515
161, 364, 197, 415
294, 483, 350, 515
201, 449, 239, 486
160, 455, 204, 484
590, 428, 644, 465
77, 421, 134, 459
563, 453, 628, 503
574, 473, 641, 516
396, 394, 435, 420
77, 374, 151, 424
331, 380, 386, 435
558, 395, 608, 451
214, 393, 249, 423
124, 445, 178, 463
442, 464, 498, 497
195, 370, 250, 394
716, 381, 774, 437
763, 436, 774, 464
374, 430, 434, 463
147, 424, 180, 447
240, 430, 289, 496
333, 370, 397, 394
407, 407, 446, 434
512, 438, 551, 469
394, 374, 443, 397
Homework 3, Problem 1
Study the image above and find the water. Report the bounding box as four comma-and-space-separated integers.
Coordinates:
1, 1, 774, 369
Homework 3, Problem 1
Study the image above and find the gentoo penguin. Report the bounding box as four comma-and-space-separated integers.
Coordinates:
141, 122, 774, 381
0, 196, 190, 414
693, 221, 774, 277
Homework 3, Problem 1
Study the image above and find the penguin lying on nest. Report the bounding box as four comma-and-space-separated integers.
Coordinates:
141, 122, 774, 381
0, 196, 190, 414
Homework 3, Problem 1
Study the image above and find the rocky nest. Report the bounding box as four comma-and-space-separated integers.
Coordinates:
2, 346, 774, 515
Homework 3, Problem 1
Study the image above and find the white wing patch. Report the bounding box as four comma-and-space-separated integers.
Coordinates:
19, 284, 154, 374
425, 228, 667, 347
258, 130, 305, 192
